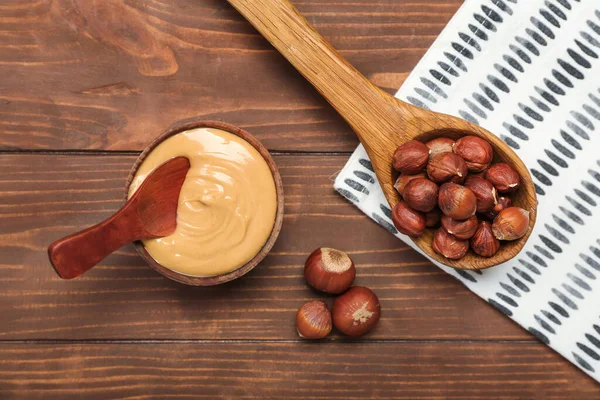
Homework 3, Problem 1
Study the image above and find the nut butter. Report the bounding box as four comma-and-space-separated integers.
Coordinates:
128, 127, 277, 277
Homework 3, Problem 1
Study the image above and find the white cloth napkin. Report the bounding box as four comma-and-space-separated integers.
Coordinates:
334, 0, 600, 382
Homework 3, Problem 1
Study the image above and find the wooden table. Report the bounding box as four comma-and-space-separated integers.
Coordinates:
1, 0, 598, 398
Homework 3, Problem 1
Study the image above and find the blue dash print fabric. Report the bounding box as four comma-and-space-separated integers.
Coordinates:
334, 0, 600, 382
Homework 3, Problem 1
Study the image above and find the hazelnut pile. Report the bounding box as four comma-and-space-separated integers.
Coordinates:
391, 136, 530, 260
296, 248, 381, 339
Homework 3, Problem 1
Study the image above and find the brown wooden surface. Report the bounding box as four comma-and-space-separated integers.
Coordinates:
1, 0, 598, 398
0, 154, 525, 340
1, 342, 598, 399
0, 0, 459, 152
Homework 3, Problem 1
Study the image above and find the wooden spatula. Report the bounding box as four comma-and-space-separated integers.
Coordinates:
48, 156, 190, 279
227, 0, 537, 269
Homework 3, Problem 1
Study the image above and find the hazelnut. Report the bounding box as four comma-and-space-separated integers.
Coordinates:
392, 140, 430, 174
394, 172, 426, 197
432, 228, 469, 260
470, 221, 500, 257
464, 175, 498, 213
494, 196, 512, 213
492, 207, 530, 241
403, 178, 439, 212
304, 248, 356, 294
332, 286, 381, 336
392, 201, 426, 237
438, 183, 477, 220
453, 136, 493, 172
427, 153, 468, 184
426, 137, 455, 159
424, 208, 442, 228
296, 300, 332, 339
485, 163, 520, 193
483, 196, 512, 220
441, 215, 478, 240
469, 170, 489, 179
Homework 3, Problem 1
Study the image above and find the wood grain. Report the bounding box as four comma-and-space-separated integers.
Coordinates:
0, 342, 598, 399
0, 0, 461, 151
0, 153, 528, 340
225, 0, 538, 270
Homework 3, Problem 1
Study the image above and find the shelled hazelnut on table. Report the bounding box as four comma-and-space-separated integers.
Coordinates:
296, 248, 381, 339
304, 247, 355, 294
391, 136, 530, 261
296, 300, 332, 339
332, 286, 381, 337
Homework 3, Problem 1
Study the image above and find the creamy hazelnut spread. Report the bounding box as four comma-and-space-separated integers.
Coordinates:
128, 128, 277, 277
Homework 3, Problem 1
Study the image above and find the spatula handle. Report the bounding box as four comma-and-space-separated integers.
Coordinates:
48, 207, 141, 279
226, 0, 404, 145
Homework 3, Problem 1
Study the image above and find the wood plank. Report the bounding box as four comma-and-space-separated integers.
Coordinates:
0, 0, 460, 151
0, 342, 598, 399
0, 153, 528, 340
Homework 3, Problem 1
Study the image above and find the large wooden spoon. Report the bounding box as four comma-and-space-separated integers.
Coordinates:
227, 0, 537, 269
48, 156, 190, 279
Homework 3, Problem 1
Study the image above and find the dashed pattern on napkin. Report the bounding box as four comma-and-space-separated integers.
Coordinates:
334, 0, 600, 382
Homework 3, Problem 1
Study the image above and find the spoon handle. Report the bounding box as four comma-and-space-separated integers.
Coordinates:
226, 0, 413, 146
48, 203, 146, 279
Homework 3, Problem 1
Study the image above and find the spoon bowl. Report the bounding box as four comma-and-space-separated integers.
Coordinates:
400, 126, 536, 270
126, 118, 285, 285
227, 0, 537, 269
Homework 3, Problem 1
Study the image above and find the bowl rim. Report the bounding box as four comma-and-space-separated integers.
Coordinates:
125, 118, 284, 286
